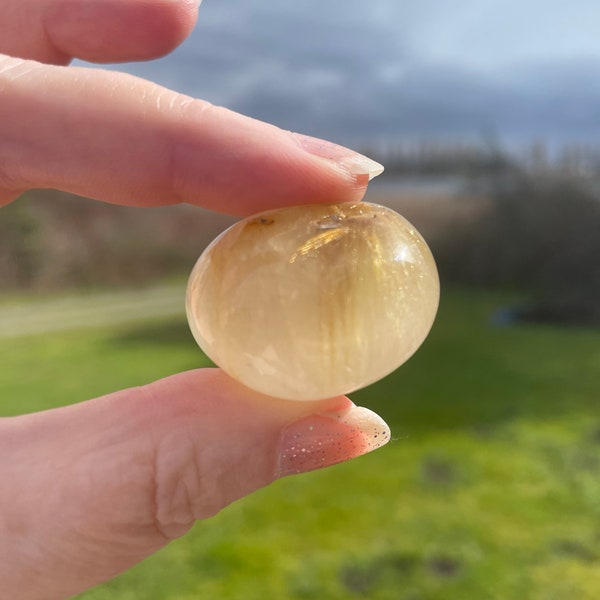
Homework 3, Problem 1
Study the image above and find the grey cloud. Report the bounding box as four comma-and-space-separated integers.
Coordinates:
93, 0, 600, 145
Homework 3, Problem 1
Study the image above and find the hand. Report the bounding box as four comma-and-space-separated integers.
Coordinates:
0, 1, 389, 598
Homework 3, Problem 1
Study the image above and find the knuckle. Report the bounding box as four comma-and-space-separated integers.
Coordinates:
152, 430, 224, 539
0, 56, 44, 195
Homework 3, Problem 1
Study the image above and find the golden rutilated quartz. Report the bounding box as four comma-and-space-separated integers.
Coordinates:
186, 202, 440, 401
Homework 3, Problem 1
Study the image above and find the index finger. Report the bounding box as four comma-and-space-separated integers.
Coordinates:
0, 56, 383, 215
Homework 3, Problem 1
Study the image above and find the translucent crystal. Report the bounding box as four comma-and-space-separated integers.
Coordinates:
186, 202, 440, 401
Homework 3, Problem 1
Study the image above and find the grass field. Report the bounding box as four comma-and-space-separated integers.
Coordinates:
1, 288, 599, 599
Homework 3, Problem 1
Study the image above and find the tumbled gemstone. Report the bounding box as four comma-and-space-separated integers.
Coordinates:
186, 202, 440, 401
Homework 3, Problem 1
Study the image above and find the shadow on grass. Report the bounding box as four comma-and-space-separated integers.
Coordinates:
338, 550, 462, 597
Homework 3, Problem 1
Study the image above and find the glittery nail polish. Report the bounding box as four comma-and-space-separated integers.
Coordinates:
277, 406, 390, 477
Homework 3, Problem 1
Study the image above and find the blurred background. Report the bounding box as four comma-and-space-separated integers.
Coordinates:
1, 1, 599, 598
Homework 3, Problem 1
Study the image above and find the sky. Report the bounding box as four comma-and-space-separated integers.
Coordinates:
87, 0, 600, 148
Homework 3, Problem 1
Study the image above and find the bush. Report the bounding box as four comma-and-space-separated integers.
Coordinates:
0, 190, 235, 291
0, 199, 41, 289
437, 164, 600, 326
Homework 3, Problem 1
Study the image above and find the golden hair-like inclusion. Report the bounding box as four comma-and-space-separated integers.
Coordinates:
186, 202, 440, 401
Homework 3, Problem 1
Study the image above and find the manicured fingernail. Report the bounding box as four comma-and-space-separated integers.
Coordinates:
337, 154, 385, 181
292, 133, 385, 181
277, 406, 390, 477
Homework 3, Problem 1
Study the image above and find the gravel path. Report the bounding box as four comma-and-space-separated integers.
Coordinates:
0, 282, 186, 339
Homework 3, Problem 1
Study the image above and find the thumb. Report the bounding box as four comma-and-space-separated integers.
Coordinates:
0, 368, 390, 600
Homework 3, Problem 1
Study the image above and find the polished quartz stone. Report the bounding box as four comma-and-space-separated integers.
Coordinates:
186, 202, 440, 401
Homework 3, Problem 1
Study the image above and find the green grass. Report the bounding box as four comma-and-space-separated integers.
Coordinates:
1, 288, 599, 599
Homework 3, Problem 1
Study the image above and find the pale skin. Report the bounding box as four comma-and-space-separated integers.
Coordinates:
0, 1, 390, 598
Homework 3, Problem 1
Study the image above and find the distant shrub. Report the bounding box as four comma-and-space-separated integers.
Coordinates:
0, 190, 235, 291
436, 164, 600, 326
0, 199, 41, 288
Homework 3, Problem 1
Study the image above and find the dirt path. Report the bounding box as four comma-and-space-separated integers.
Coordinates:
0, 281, 186, 339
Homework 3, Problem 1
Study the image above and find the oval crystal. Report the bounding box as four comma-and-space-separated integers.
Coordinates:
186, 202, 440, 401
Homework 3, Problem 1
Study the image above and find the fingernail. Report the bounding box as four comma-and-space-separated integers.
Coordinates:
277, 406, 391, 477
292, 133, 385, 181
337, 154, 385, 181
